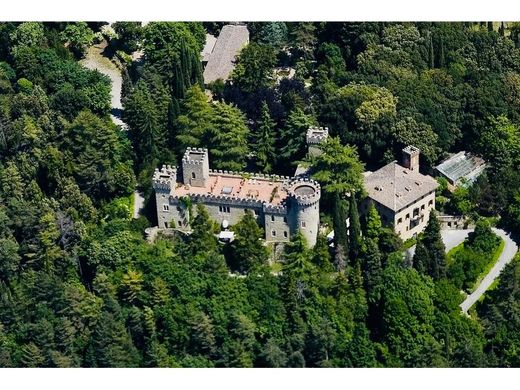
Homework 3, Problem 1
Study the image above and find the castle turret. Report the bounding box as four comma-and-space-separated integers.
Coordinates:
287, 178, 321, 247
402, 145, 420, 172
152, 165, 177, 228
306, 126, 329, 157
182, 147, 210, 187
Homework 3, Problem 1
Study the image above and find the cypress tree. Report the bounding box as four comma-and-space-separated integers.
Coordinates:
179, 38, 191, 89
348, 194, 362, 261
173, 59, 186, 99
332, 192, 349, 272
254, 101, 276, 173
413, 240, 429, 275
361, 238, 383, 305
422, 212, 446, 280
427, 31, 434, 69
364, 202, 382, 241
166, 97, 180, 149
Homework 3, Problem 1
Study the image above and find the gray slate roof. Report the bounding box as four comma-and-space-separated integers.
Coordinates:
201, 33, 217, 62
364, 162, 439, 212
435, 151, 486, 185
203, 25, 249, 84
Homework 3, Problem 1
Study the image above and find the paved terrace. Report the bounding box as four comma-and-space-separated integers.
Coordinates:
172, 172, 289, 205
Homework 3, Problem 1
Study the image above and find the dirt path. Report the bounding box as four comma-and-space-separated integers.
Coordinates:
81, 42, 144, 218
81, 43, 126, 129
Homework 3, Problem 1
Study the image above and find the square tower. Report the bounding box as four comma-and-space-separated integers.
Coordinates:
182, 148, 210, 187
402, 145, 420, 172
306, 127, 329, 157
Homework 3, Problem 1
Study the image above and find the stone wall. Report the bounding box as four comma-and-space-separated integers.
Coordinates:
360, 190, 436, 241
393, 190, 436, 240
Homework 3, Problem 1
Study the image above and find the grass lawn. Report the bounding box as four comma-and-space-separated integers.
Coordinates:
471, 238, 505, 292
447, 236, 505, 293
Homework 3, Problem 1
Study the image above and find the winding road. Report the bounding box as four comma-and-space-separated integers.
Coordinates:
407, 228, 518, 313
81, 41, 145, 219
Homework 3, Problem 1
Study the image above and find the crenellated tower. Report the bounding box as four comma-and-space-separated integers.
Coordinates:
306, 126, 329, 157
182, 147, 210, 187
152, 165, 177, 228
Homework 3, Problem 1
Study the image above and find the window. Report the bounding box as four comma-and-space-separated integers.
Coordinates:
254, 209, 259, 216
397, 218, 402, 224
271, 215, 275, 222
413, 208, 419, 217
406, 213, 410, 219
428, 199, 433, 206
178, 220, 182, 227
272, 230, 276, 237
164, 222, 169, 228
284, 231, 288, 238
283, 216, 287, 223
301, 221, 306, 228
163, 204, 170, 211
219, 206, 230, 213
191, 172, 196, 179
421, 205, 425, 210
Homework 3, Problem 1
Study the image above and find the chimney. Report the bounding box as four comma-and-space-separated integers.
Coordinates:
402, 146, 420, 171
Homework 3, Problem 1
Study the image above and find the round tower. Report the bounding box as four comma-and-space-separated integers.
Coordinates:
287, 178, 321, 247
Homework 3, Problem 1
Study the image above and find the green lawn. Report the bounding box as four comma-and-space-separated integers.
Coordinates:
471, 238, 505, 292
447, 237, 505, 293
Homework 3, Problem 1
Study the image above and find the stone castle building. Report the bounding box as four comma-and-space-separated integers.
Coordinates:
153, 131, 325, 246
362, 146, 439, 241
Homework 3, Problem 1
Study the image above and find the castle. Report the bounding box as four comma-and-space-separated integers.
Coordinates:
152, 127, 327, 247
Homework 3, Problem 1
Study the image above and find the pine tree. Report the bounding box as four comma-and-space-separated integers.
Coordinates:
209, 103, 250, 171
123, 80, 163, 163
254, 101, 276, 172
279, 107, 316, 166
190, 204, 218, 254
228, 211, 269, 274
311, 233, 333, 272
176, 85, 213, 152
348, 194, 362, 261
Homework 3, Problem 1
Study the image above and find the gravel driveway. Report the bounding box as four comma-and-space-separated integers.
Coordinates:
406, 228, 517, 313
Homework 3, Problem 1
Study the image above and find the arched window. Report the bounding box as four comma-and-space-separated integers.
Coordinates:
191, 172, 196, 179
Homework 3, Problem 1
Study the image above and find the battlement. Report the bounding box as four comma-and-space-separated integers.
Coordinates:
209, 169, 292, 182
306, 126, 329, 145
152, 165, 176, 192
182, 147, 210, 187
263, 202, 288, 214
170, 192, 265, 208
182, 147, 209, 165
287, 178, 321, 206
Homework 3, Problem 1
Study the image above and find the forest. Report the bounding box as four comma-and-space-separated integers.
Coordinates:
1, 21, 520, 367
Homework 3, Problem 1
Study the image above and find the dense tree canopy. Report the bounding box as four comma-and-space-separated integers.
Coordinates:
0, 21, 519, 369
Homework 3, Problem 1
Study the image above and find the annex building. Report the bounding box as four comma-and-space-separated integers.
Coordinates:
362, 146, 439, 241
202, 24, 249, 85
153, 130, 325, 246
